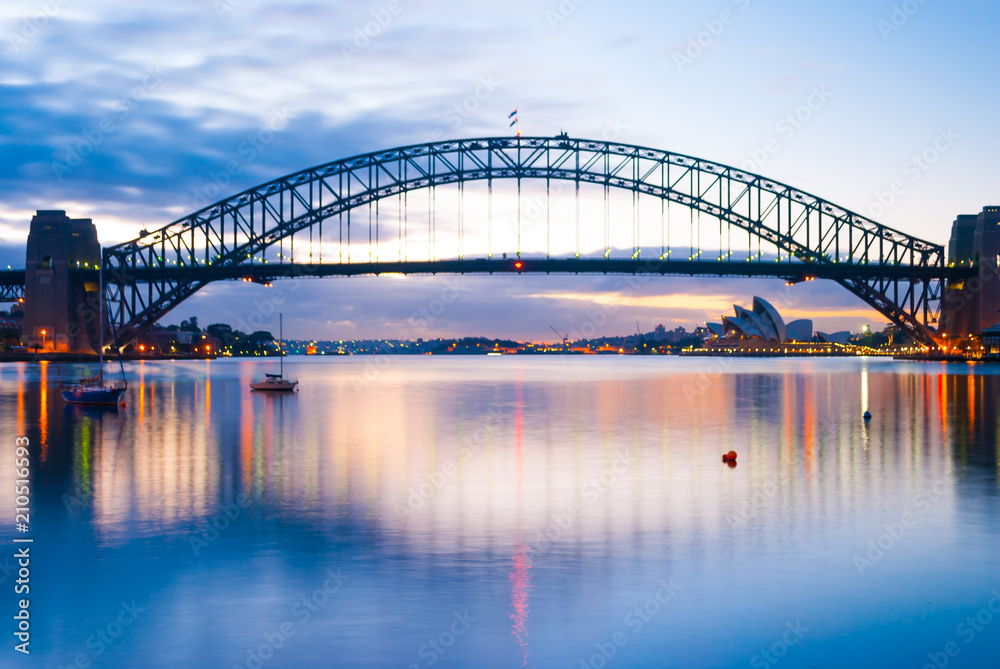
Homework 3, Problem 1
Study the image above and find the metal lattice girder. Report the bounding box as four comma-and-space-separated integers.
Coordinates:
0, 285, 24, 302
0, 270, 25, 302
103, 136, 956, 347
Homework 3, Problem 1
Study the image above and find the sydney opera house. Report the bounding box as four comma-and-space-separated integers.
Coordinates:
702, 297, 854, 349
707, 296, 812, 344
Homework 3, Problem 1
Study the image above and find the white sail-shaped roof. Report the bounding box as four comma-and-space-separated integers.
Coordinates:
786, 319, 813, 342
706, 323, 725, 337
739, 306, 779, 341
753, 297, 787, 343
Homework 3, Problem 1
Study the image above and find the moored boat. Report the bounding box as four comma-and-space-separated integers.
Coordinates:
249, 373, 298, 392
250, 314, 298, 392
61, 264, 128, 407
60, 377, 127, 405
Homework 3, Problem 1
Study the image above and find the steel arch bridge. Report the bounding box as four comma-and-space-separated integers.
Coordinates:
103, 135, 971, 347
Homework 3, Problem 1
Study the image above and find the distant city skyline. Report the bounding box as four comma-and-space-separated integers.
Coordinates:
2, 0, 997, 339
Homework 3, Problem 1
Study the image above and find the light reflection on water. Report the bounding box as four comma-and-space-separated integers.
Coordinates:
1, 357, 998, 668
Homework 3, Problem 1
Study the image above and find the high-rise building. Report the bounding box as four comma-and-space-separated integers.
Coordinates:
941, 206, 1000, 335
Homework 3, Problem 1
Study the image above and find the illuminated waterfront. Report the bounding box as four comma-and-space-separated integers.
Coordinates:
2, 357, 999, 668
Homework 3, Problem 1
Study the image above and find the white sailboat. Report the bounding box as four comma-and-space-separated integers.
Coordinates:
249, 313, 298, 392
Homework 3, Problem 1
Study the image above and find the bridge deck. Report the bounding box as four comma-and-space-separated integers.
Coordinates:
97, 258, 973, 284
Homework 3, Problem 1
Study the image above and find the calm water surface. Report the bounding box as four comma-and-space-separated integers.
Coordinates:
1, 357, 999, 668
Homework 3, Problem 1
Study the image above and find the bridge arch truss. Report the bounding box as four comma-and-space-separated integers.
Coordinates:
105, 136, 958, 346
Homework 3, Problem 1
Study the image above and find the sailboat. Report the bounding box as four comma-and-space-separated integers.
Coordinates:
249, 314, 298, 392
60, 264, 128, 406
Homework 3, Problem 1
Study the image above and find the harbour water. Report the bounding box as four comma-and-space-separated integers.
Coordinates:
2, 357, 999, 668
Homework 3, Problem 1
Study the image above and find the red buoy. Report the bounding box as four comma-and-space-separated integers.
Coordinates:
722, 450, 738, 462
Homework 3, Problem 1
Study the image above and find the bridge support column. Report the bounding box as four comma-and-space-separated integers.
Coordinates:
941, 206, 1000, 337
22, 210, 102, 353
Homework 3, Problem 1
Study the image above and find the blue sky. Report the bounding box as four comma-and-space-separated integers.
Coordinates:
1, 0, 997, 339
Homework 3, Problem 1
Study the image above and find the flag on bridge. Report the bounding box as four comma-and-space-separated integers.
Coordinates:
509, 108, 521, 136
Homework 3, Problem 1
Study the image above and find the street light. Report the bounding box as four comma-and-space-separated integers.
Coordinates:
40, 329, 46, 350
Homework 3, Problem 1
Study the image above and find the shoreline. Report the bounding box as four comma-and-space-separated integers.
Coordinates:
0, 352, 218, 363
2, 351, 994, 363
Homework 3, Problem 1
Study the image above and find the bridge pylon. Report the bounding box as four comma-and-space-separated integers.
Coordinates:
22, 210, 103, 353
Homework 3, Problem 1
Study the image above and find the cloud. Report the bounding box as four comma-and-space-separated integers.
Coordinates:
162, 272, 883, 341
2, 0, 996, 335
526, 291, 742, 313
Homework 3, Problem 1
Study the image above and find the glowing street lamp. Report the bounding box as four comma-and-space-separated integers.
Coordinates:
40, 329, 46, 350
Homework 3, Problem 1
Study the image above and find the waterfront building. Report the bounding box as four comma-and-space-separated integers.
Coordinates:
711, 296, 813, 344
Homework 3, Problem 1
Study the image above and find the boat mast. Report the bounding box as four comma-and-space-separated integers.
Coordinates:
98, 261, 104, 384
279, 313, 283, 378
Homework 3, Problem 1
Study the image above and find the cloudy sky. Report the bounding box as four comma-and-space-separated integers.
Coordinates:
1, 0, 997, 340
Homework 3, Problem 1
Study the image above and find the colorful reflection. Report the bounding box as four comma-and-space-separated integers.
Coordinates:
1, 358, 998, 668
509, 537, 532, 667
39, 360, 48, 460
9, 358, 994, 551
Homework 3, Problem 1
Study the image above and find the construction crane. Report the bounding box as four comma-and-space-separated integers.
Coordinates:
550, 326, 568, 348
636, 322, 647, 354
